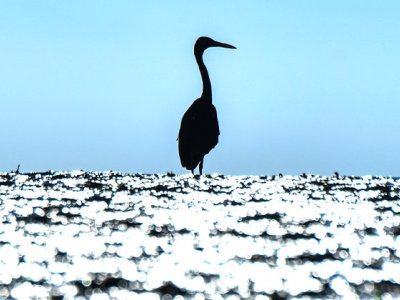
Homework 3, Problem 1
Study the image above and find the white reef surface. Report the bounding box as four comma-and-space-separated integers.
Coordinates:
0, 171, 399, 299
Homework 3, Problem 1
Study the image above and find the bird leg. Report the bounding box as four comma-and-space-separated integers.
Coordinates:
199, 158, 204, 175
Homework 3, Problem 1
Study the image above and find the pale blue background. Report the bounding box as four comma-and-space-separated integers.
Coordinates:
1, 1, 399, 175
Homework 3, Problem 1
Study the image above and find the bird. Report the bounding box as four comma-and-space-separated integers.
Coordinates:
178, 36, 235, 175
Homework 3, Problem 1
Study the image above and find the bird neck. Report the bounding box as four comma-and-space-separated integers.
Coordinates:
196, 53, 212, 103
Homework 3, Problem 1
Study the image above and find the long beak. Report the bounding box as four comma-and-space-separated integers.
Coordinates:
213, 41, 236, 49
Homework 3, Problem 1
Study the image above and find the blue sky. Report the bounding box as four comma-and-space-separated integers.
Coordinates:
0, 1, 399, 175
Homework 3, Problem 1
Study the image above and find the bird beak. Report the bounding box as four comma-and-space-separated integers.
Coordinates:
213, 41, 236, 49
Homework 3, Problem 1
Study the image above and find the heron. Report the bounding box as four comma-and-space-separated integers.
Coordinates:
178, 36, 236, 175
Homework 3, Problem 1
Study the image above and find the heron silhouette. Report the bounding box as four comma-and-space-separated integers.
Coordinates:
178, 37, 236, 175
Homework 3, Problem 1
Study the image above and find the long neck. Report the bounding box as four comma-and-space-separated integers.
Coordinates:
196, 52, 212, 102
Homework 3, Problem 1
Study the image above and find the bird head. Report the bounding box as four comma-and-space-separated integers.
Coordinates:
194, 36, 236, 56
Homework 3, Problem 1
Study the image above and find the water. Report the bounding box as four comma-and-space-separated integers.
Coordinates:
0, 171, 399, 299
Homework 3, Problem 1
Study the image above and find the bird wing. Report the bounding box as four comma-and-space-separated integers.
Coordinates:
178, 101, 200, 169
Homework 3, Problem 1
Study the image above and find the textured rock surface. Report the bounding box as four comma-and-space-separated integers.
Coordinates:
0, 171, 400, 299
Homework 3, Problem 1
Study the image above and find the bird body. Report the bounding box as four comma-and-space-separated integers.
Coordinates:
178, 37, 235, 175
179, 98, 219, 172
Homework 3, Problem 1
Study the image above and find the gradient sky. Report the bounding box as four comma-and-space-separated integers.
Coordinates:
1, 1, 399, 175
